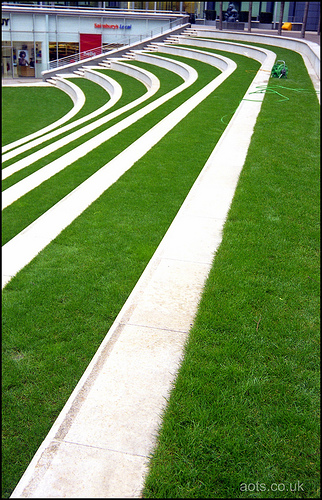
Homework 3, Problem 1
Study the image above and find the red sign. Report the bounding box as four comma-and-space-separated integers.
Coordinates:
94, 23, 132, 29
80, 33, 102, 59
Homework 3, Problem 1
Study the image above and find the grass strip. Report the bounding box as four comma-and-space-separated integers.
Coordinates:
1, 57, 220, 244
2, 50, 259, 497
1, 72, 147, 171
1, 63, 181, 182
1, 87, 73, 147
1, 62, 186, 245
141, 44, 320, 499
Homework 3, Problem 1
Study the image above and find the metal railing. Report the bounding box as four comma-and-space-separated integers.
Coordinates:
49, 43, 122, 70
48, 18, 185, 70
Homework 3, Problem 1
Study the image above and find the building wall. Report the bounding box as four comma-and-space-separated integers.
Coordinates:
2, 6, 184, 78
205, 2, 320, 28
288, 2, 320, 31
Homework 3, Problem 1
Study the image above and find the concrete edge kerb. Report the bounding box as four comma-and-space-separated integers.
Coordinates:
150, 42, 235, 71
9, 41, 276, 498
188, 29, 320, 80
73, 68, 123, 114
2, 80, 85, 154
108, 59, 162, 88
81, 68, 120, 97
1, 72, 123, 164
52, 76, 85, 107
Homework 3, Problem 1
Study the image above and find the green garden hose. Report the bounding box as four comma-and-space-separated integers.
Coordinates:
271, 60, 288, 78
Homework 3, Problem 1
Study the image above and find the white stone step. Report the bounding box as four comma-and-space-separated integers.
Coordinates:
145, 44, 159, 51
165, 36, 180, 44
46, 78, 57, 85
122, 53, 136, 60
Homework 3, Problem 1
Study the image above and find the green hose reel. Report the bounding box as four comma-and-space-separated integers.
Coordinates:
271, 60, 288, 78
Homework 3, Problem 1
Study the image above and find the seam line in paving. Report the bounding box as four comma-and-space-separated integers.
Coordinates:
61, 440, 149, 458
124, 322, 189, 334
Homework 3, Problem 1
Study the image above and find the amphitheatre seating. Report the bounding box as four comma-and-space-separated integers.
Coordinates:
1, 79, 86, 154
3, 28, 320, 498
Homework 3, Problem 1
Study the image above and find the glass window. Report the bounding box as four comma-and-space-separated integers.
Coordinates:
49, 42, 79, 62
34, 42, 43, 78
14, 42, 35, 77
6, 42, 43, 78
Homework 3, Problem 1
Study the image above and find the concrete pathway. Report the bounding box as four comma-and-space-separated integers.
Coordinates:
9, 40, 275, 497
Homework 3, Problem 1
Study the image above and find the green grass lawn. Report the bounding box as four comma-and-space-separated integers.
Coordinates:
142, 44, 320, 499
1, 48, 258, 498
1, 71, 146, 169
2, 41, 320, 499
1, 86, 74, 147
1, 63, 184, 245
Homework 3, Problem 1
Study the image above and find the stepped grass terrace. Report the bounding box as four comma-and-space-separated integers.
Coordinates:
2, 40, 320, 498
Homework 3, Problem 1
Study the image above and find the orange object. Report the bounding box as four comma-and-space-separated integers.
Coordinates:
282, 22, 292, 31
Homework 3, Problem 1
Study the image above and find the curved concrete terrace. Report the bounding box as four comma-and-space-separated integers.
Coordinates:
2, 79, 86, 154
184, 27, 320, 99
2, 65, 158, 163
2, 71, 122, 163
6, 36, 281, 498
2, 48, 235, 277
1, 54, 200, 206
2, 52, 197, 181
